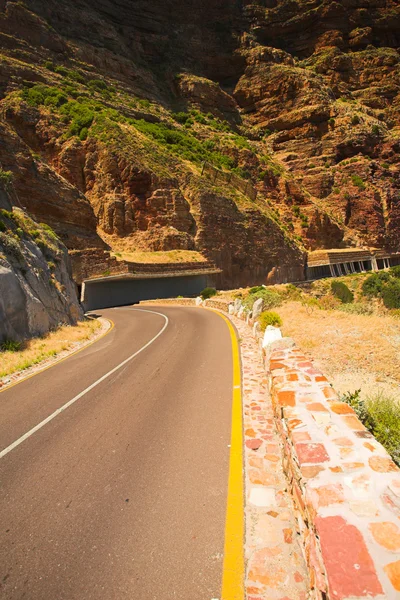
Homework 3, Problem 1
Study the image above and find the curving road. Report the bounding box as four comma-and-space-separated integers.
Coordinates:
0, 306, 235, 600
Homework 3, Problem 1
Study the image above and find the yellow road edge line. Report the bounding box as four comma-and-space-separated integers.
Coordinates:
207, 308, 245, 600
0, 318, 115, 394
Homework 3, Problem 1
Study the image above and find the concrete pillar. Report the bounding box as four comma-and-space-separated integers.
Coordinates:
81, 281, 86, 303
371, 257, 378, 271
329, 265, 335, 277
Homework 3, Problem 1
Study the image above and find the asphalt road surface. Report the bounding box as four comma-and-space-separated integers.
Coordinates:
0, 306, 234, 600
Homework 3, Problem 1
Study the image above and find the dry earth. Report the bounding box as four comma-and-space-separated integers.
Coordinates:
276, 301, 400, 401
0, 317, 103, 383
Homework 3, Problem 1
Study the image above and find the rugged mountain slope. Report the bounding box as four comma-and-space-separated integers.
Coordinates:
0, 183, 83, 342
0, 0, 399, 286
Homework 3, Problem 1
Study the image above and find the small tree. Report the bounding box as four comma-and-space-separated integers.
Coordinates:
200, 287, 217, 300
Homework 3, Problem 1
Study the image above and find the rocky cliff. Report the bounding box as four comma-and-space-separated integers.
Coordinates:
0, 0, 398, 287
0, 183, 83, 342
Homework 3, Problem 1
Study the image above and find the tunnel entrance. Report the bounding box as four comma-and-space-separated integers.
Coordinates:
81, 273, 212, 311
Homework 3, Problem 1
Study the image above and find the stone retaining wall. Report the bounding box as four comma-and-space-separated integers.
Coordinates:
201, 298, 400, 599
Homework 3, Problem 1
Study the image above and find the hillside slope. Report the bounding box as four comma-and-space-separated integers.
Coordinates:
0, 0, 399, 286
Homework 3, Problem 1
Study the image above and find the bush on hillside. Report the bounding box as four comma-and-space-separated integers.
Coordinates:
342, 389, 400, 466
243, 288, 282, 311
331, 280, 354, 304
382, 280, 400, 309
390, 266, 400, 279
248, 285, 265, 294
200, 287, 217, 300
362, 273, 384, 297
0, 339, 22, 352
258, 311, 282, 331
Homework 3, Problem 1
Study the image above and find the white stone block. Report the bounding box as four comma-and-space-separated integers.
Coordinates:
252, 297, 263, 319
262, 325, 282, 349
195, 296, 203, 306
228, 303, 235, 315
233, 298, 242, 315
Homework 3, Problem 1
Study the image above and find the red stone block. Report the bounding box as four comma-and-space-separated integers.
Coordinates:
314, 483, 345, 507
369, 522, 400, 551
328, 402, 355, 415
306, 402, 329, 412
342, 415, 366, 431
277, 390, 296, 407
322, 386, 338, 400
295, 443, 330, 465
301, 465, 325, 479
315, 515, 383, 599
246, 439, 263, 450
270, 361, 286, 370
292, 431, 312, 443
369, 455, 398, 473
315, 375, 328, 382
384, 560, 400, 592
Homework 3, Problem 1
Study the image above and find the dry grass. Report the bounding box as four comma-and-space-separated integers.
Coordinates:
112, 250, 207, 263
276, 302, 400, 399
0, 319, 101, 378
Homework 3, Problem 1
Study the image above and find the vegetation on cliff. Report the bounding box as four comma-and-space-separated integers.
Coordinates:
0, 0, 399, 285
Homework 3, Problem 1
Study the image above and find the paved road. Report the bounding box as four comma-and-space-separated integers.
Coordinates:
0, 306, 234, 600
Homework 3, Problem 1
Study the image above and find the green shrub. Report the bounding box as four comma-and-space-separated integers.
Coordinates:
331, 280, 354, 304
258, 311, 282, 331
60, 101, 94, 137
200, 287, 217, 300
351, 114, 360, 125
88, 79, 108, 92
382, 280, 400, 309
244, 288, 282, 311
173, 112, 191, 124
54, 65, 69, 77
367, 393, 400, 466
390, 265, 400, 278
23, 84, 68, 108
342, 389, 400, 465
351, 175, 366, 190
79, 127, 89, 141
1, 339, 22, 352
362, 273, 383, 297
0, 169, 13, 188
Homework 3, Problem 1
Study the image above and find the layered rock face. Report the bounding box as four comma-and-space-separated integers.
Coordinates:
0, 187, 83, 342
0, 0, 398, 287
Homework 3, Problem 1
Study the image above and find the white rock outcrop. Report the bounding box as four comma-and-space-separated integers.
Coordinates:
0, 198, 83, 342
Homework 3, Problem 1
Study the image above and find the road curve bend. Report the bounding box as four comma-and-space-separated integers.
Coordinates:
0, 306, 239, 600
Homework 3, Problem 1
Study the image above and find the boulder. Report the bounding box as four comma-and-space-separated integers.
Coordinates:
252, 297, 263, 319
